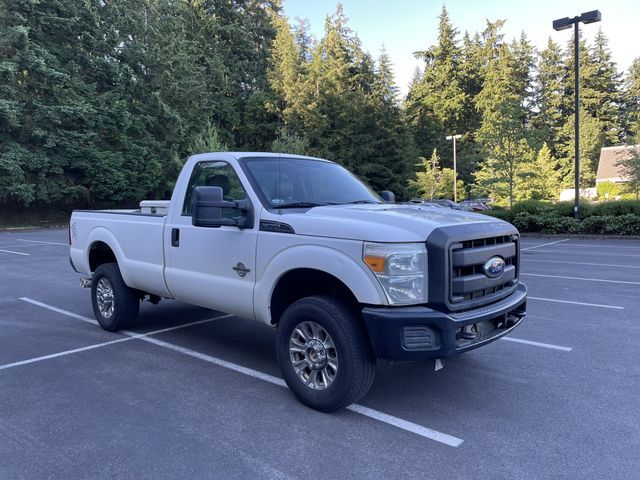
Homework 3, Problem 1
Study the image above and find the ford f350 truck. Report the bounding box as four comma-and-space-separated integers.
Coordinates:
69, 152, 527, 411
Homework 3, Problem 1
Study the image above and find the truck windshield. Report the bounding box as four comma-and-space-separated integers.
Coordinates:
242, 157, 382, 208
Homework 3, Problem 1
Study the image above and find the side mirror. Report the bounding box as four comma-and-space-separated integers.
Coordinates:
191, 186, 251, 228
380, 191, 395, 203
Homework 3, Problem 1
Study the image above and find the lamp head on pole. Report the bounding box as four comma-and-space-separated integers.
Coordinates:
446, 135, 462, 140
580, 10, 601, 24
552, 17, 573, 31
553, 10, 601, 30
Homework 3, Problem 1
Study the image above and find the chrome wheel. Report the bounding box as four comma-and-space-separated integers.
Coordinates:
96, 277, 115, 319
289, 321, 338, 390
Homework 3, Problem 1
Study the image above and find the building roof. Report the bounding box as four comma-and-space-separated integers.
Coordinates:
596, 145, 637, 183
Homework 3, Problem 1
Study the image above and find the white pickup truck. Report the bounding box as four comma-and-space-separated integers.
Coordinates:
70, 152, 527, 411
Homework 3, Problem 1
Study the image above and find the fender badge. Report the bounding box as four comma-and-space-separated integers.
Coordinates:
233, 262, 251, 278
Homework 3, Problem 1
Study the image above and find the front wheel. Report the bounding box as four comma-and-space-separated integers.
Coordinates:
276, 296, 375, 412
91, 262, 139, 331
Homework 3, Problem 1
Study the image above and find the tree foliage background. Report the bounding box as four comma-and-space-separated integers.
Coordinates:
0, 2, 638, 209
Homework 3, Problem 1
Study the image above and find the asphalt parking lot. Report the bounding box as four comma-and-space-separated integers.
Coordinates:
1, 229, 639, 479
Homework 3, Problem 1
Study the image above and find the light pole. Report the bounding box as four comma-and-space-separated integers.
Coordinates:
446, 134, 462, 202
553, 10, 601, 220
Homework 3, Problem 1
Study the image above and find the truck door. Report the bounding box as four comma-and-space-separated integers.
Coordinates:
164, 160, 258, 320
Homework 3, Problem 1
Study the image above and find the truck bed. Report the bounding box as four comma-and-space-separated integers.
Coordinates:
70, 210, 172, 298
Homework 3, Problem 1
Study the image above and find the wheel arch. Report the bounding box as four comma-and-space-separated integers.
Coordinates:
89, 241, 117, 272
269, 268, 360, 325
255, 244, 387, 325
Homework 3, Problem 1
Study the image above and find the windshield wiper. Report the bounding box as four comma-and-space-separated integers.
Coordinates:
275, 201, 338, 209
343, 200, 379, 204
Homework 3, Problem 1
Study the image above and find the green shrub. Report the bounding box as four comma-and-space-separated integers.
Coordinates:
512, 212, 580, 234
580, 215, 640, 235
580, 215, 615, 234
481, 210, 513, 222
591, 200, 640, 217
510, 200, 554, 216
551, 201, 594, 218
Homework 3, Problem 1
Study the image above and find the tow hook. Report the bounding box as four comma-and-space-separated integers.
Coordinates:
435, 358, 445, 371
80, 278, 92, 288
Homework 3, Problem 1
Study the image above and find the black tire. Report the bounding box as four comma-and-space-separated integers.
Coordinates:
91, 262, 139, 332
276, 296, 376, 412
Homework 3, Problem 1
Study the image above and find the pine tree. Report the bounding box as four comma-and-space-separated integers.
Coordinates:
623, 58, 640, 139
532, 38, 566, 154
475, 40, 533, 207
267, 14, 307, 132
406, 5, 467, 168
271, 127, 310, 155
366, 48, 416, 196
561, 30, 621, 146
510, 32, 536, 117
557, 109, 604, 187
518, 143, 560, 200
615, 144, 640, 198
409, 149, 462, 200
587, 29, 623, 144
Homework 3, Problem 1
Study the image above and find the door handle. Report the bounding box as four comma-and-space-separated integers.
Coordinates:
171, 228, 180, 247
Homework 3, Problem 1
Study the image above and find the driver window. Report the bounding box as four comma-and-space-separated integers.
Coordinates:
182, 161, 247, 216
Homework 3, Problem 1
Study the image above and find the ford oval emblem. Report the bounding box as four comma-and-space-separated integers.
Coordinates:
483, 256, 505, 278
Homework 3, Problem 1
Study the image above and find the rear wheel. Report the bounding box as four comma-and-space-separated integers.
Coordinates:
276, 296, 375, 412
91, 262, 139, 331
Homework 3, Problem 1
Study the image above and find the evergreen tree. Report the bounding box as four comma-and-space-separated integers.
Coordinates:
475, 41, 533, 207
271, 128, 310, 155
510, 32, 536, 117
267, 14, 307, 132
622, 58, 640, 139
532, 38, 566, 154
406, 5, 466, 167
519, 143, 560, 200
409, 149, 463, 200
562, 30, 621, 145
616, 144, 640, 198
557, 108, 604, 187
587, 29, 623, 143
366, 48, 416, 196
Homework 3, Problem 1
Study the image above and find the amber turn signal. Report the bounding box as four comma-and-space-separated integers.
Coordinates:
364, 255, 385, 273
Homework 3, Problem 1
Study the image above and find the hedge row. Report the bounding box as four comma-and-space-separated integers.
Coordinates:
481, 200, 640, 235
508, 199, 640, 218
507, 213, 640, 235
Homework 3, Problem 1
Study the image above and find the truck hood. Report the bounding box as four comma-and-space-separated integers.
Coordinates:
273, 203, 506, 242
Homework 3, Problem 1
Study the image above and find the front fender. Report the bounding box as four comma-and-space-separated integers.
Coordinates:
253, 244, 387, 324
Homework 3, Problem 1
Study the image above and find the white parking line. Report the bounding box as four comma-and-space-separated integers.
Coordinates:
522, 273, 640, 285
0, 249, 30, 256
0, 337, 134, 371
523, 249, 640, 258
17, 239, 68, 246
20, 297, 98, 325
1, 309, 232, 371
549, 243, 640, 250
500, 337, 572, 352
130, 334, 464, 447
521, 239, 569, 251
528, 296, 624, 310
521, 258, 640, 269
0, 243, 49, 249
346, 404, 464, 447
17, 298, 464, 447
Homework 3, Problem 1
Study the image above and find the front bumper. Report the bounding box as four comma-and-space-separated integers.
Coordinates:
362, 283, 527, 360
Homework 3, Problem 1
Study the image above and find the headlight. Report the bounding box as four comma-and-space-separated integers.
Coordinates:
363, 242, 427, 305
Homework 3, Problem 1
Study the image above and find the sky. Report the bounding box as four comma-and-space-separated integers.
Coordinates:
281, 0, 640, 97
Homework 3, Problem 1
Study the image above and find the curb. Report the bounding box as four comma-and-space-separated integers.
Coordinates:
0, 224, 68, 232
520, 233, 640, 241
